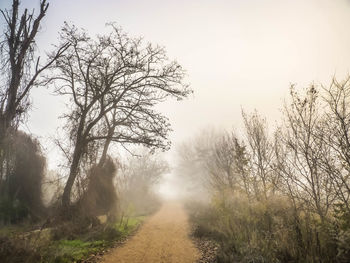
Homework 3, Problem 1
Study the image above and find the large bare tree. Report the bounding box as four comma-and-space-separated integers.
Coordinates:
0, 0, 68, 190
49, 23, 190, 207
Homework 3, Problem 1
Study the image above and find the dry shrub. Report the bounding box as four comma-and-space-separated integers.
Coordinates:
187, 193, 340, 263
51, 215, 99, 240
0, 236, 41, 263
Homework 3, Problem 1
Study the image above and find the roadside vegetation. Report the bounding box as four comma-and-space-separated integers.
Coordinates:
179, 80, 350, 262
0, 214, 145, 262
0, 147, 165, 262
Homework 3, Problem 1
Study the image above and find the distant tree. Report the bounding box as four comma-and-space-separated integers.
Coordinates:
49, 23, 190, 207
175, 129, 221, 194
120, 152, 169, 193
176, 130, 249, 198
117, 151, 169, 216
206, 132, 249, 194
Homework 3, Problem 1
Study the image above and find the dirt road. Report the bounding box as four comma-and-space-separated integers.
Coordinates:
101, 202, 200, 263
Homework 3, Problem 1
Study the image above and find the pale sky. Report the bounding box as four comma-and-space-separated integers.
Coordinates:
2, 0, 350, 175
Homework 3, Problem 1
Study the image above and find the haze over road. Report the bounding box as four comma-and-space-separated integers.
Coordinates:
101, 202, 199, 263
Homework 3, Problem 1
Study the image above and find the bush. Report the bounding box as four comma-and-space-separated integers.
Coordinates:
0, 131, 46, 223
79, 157, 117, 218
0, 198, 28, 224
187, 193, 341, 263
0, 236, 41, 263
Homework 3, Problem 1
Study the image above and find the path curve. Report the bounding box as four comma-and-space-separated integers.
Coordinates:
101, 202, 200, 263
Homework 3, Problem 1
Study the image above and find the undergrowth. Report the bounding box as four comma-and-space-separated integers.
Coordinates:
0, 215, 145, 263
186, 195, 349, 263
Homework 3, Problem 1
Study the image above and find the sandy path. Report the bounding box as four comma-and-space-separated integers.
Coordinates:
101, 202, 200, 263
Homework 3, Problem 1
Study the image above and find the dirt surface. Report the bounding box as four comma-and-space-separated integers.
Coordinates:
101, 202, 200, 263
194, 237, 219, 263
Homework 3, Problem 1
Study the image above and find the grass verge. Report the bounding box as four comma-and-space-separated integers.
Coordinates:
0, 215, 146, 263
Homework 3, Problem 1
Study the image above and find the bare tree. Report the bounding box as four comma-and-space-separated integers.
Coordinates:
319, 77, 350, 215
204, 132, 250, 195
0, 0, 68, 133
49, 23, 190, 207
0, 0, 68, 199
278, 85, 334, 221
176, 129, 222, 194
209, 133, 237, 190
176, 130, 250, 199
116, 151, 168, 218
119, 151, 169, 193
242, 110, 276, 200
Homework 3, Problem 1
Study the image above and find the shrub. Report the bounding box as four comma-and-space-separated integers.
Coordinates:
0, 131, 46, 223
79, 157, 117, 218
187, 193, 341, 263
0, 236, 41, 263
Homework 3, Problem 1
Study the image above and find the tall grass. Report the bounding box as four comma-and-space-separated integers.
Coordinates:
187, 192, 349, 263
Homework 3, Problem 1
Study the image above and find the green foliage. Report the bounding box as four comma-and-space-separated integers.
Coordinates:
43, 215, 145, 262
0, 214, 145, 262
114, 215, 145, 235
44, 239, 106, 263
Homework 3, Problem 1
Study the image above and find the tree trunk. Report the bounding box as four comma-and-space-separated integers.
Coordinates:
62, 113, 87, 208
98, 127, 115, 167
62, 142, 83, 208
98, 139, 111, 167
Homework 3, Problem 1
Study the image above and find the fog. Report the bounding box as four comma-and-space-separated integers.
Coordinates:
35, 0, 350, 205
0, 0, 348, 173
2, 0, 350, 261
2, 0, 350, 200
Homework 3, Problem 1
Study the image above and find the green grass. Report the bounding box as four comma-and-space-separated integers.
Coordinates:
43, 215, 146, 263
114, 215, 146, 235
0, 215, 146, 262
46, 239, 107, 263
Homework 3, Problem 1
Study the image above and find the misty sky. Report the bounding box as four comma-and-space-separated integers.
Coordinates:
2, 0, 350, 180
